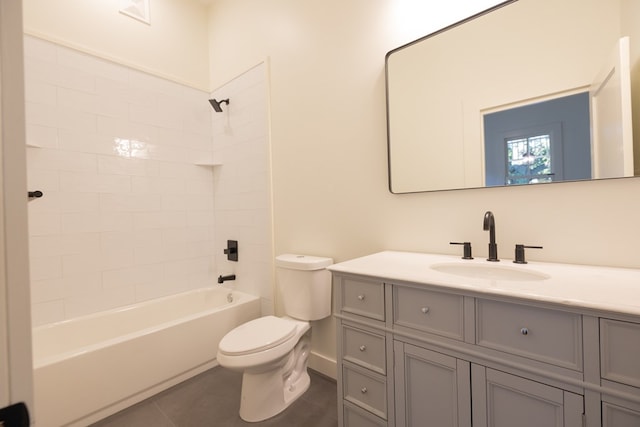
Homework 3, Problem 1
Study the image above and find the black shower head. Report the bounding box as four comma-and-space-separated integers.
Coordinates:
209, 98, 229, 112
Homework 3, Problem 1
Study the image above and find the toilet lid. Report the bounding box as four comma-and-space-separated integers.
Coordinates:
218, 316, 297, 356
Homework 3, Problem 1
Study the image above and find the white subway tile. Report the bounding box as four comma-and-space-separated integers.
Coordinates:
98, 155, 147, 176
55, 64, 95, 93
28, 211, 61, 235
187, 210, 214, 227
24, 36, 57, 61
102, 263, 164, 289
25, 81, 57, 106
101, 246, 134, 270
24, 57, 58, 86
27, 170, 59, 192
133, 211, 186, 229
30, 233, 100, 257
57, 107, 97, 133
26, 125, 58, 149
31, 278, 65, 304
26, 102, 58, 128
129, 69, 184, 97
100, 212, 134, 232
57, 192, 101, 213
57, 47, 128, 82
100, 193, 161, 212
98, 96, 129, 119
58, 87, 100, 113
62, 252, 102, 276
61, 272, 102, 297
133, 229, 163, 247
133, 245, 165, 265
30, 255, 63, 281
61, 212, 101, 233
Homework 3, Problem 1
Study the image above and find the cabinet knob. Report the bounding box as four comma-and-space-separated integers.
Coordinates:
359, 345, 366, 352
357, 294, 365, 301
361, 387, 367, 394
421, 307, 430, 314
520, 327, 529, 335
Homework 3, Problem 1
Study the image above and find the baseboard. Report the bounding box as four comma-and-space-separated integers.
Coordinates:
308, 351, 337, 380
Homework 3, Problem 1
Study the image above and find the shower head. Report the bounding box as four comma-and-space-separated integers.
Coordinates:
209, 98, 229, 112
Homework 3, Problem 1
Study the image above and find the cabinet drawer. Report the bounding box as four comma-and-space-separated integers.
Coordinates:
476, 299, 582, 370
341, 277, 385, 321
393, 285, 464, 340
343, 325, 386, 374
343, 364, 387, 420
601, 319, 640, 388
344, 401, 387, 427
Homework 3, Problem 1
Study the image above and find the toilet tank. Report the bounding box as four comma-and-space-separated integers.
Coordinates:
275, 254, 333, 321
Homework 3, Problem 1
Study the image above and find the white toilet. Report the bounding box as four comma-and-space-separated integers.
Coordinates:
216, 254, 333, 422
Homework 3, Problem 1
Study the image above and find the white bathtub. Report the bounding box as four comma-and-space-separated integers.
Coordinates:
32, 287, 261, 427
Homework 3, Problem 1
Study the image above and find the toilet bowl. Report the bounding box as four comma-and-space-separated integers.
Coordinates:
216, 254, 333, 422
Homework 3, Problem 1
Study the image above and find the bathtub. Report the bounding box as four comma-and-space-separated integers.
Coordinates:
32, 287, 261, 427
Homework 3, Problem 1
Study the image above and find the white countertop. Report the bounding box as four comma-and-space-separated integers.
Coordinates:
327, 251, 640, 317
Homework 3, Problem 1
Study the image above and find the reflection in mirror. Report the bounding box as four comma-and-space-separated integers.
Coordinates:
386, 0, 640, 193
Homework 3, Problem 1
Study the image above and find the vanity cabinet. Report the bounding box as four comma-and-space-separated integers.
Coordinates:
332, 262, 640, 427
471, 365, 583, 427
394, 341, 471, 427
600, 319, 640, 426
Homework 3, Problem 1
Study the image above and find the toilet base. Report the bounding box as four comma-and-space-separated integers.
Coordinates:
238, 336, 310, 422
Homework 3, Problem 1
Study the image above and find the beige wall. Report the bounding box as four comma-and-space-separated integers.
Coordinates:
208, 0, 640, 375
22, 0, 210, 90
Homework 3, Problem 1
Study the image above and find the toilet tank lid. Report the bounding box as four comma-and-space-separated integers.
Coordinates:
276, 254, 333, 270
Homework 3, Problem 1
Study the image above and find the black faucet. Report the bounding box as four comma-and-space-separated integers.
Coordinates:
218, 274, 236, 284
483, 211, 499, 262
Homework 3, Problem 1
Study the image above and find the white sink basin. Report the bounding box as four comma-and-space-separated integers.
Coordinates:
430, 262, 550, 281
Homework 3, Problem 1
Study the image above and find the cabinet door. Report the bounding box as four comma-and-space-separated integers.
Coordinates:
472, 366, 584, 427
602, 401, 640, 427
394, 341, 471, 427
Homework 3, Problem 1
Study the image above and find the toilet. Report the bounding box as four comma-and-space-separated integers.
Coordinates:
216, 254, 333, 422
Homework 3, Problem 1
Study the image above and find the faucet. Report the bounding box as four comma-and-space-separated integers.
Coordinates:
483, 211, 499, 262
218, 274, 236, 284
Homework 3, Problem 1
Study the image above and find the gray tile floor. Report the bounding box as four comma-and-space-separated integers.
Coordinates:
91, 367, 338, 427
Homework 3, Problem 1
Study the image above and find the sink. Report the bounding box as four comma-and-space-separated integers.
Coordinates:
430, 263, 550, 281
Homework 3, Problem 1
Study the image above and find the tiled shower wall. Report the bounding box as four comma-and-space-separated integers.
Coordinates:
24, 36, 217, 326
211, 63, 274, 316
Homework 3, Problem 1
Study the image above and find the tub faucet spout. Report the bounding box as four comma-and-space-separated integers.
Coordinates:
483, 211, 499, 262
218, 274, 236, 284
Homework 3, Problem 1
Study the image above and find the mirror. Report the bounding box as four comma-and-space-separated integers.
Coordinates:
386, 0, 640, 193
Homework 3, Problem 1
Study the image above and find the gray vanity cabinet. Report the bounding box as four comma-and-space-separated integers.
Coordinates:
600, 318, 640, 426
333, 270, 640, 427
394, 341, 471, 427
471, 365, 583, 427
335, 275, 392, 427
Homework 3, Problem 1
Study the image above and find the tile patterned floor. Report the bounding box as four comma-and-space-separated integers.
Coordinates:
91, 367, 338, 427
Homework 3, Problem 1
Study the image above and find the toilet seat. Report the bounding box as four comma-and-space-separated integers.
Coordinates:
218, 316, 297, 356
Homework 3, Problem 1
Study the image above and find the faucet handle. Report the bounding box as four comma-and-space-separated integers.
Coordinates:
450, 242, 473, 260
513, 244, 543, 264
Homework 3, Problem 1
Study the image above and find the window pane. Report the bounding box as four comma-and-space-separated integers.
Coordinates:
506, 134, 552, 185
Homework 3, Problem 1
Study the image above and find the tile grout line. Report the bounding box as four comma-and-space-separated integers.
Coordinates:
153, 400, 179, 427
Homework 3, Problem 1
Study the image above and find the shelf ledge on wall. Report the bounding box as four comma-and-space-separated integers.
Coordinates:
194, 161, 222, 167
26, 142, 43, 148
